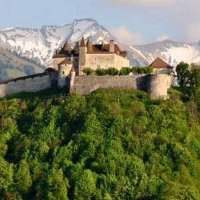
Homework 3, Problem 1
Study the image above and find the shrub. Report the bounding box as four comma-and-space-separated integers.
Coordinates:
120, 67, 132, 75
132, 66, 153, 74
83, 68, 94, 75
95, 68, 107, 76
107, 68, 119, 75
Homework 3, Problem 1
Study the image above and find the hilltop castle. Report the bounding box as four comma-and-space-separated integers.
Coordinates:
53, 38, 130, 76
0, 38, 172, 99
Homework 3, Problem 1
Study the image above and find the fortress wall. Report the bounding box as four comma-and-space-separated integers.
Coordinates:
70, 75, 138, 95
0, 75, 51, 97
70, 74, 172, 99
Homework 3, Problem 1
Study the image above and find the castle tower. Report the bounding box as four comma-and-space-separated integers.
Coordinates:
58, 60, 73, 88
78, 37, 87, 75
148, 74, 172, 100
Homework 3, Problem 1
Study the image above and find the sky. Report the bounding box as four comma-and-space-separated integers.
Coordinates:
0, 0, 199, 45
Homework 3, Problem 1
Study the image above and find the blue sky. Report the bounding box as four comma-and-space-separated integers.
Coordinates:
0, 0, 199, 44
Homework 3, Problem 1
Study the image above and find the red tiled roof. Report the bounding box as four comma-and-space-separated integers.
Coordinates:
53, 39, 127, 58
150, 57, 172, 69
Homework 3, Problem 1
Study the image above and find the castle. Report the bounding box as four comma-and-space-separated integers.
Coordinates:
0, 38, 172, 100
53, 38, 130, 76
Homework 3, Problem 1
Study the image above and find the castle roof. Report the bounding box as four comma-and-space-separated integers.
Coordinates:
150, 57, 172, 69
53, 39, 127, 58
88, 43, 127, 57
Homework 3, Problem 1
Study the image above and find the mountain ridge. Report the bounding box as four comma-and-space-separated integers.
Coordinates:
0, 18, 200, 80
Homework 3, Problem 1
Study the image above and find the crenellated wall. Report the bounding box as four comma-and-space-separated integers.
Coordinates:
70, 74, 172, 99
0, 70, 172, 100
70, 75, 144, 95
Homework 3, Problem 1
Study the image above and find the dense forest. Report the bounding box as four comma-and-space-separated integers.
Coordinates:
1, 63, 200, 199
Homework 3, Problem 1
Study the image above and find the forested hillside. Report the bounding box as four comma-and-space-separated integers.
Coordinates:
1, 86, 200, 200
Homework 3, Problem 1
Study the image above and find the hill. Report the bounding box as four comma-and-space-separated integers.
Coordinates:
0, 88, 200, 199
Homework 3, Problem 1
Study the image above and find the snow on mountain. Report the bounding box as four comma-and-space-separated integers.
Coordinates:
132, 40, 200, 66
0, 19, 113, 67
0, 18, 200, 77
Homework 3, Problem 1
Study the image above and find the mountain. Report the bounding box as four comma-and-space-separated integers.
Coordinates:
131, 40, 200, 66
0, 19, 112, 67
0, 47, 45, 81
0, 18, 200, 80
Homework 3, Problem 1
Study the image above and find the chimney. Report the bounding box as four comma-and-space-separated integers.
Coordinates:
109, 40, 115, 53
87, 39, 93, 53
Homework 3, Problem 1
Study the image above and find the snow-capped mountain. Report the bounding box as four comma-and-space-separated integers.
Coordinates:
131, 40, 200, 66
0, 18, 200, 81
0, 19, 113, 67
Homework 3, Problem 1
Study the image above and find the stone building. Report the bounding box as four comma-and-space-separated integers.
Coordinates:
53, 38, 130, 75
150, 57, 173, 74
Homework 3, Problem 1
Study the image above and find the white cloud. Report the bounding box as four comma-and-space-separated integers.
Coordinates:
108, 0, 200, 43
186, 23, 200, 42
110, 0, 174, 7
110, 26, 143, 45
156, 34, 169, 42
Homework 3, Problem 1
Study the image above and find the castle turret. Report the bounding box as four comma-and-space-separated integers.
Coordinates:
79, 37, 87, 75
58, 59, 73, 88
109, 40, 115, 53
148, 74, 172, 100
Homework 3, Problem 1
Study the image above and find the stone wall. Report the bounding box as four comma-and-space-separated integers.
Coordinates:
0, 75, 51, 97
70, 74, 172, 100
70, 75, 138, 95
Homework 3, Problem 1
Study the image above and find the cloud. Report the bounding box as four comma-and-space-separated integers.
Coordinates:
186, 23, 200, 42
110, 26, 143, 45
156, 34, 169, 42
107, 0, 200, 43
109, 0, 174, 7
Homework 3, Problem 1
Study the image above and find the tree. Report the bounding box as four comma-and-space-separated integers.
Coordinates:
0, 157, 13, 193
176, 62, 192, 98
36, 168, 69, 200
74, 169, 96, 200
15, 160, 32, 193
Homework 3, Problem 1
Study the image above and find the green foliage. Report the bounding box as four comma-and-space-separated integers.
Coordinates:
132, 66, 153, 74
15, 160, 32, 193
74, 169, 96, 200
95, 68, 108, 76
176, 62, 200, 110
83, 68, 94, 75
90, 67, 153, 76
106, 68, 119, 75
119, 67, 132, 75
176, 62, 192, 98
0, 88, 200, 199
